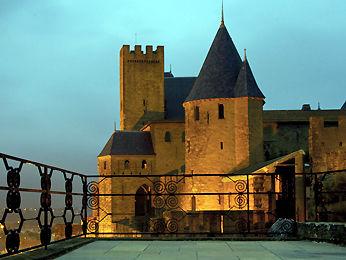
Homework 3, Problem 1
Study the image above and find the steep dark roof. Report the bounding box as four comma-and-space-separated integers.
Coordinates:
165, 77, 196, 119
98, 131, 155, 156
185, 25, 242, 102
341, 101, 346, 110
234, 59, 265, 98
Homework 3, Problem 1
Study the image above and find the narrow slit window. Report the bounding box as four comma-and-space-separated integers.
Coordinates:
191, 195, 196, 212
207, 112, 210, 124
220, 142, 224, 150
103, 161, 107, 170
218, 104, 224, 119
194, 106, 200, 121
143, 99, 147, 112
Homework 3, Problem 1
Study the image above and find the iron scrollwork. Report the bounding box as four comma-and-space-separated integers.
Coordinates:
87, 181, 99, 210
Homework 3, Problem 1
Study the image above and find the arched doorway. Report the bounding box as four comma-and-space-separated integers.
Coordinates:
135, 185, 151, 217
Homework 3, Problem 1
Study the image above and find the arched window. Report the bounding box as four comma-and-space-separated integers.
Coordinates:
218, 104, 224, 119
135, 185, 151, 217
141, 160, 147, 169
164, 131, 171, 142
124, 160, 130, 169
194, 106, 200, 121
181, 132, 185, 142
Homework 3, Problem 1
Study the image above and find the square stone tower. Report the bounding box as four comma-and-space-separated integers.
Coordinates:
120, 45, 165, 130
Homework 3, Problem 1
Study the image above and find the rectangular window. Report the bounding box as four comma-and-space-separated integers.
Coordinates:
220, 142, 223, 150
324, 121, 338, 127
194, 106, 200, 121
218, 104, 224, 119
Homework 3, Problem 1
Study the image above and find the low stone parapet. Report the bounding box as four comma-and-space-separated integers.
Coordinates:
297, 222, 346, 244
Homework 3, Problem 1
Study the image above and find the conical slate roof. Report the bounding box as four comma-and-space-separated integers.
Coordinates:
234, 58, 265, 98
185, 25, 242, 102
341, 101, 346, 110
185, 23, 264, 102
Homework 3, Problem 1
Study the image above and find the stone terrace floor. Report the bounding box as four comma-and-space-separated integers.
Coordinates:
57, 240, 346, 260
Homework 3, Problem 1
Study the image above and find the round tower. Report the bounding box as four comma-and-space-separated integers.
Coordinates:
181, 18, 265, 211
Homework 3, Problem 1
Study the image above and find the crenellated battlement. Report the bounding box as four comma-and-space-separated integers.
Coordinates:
121, 45, 164, 61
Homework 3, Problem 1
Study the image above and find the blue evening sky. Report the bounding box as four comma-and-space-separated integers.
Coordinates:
1, 0, 345, 175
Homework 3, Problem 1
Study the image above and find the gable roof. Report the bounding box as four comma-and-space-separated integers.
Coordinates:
164, 77, 196, 119
185, 24, 242, 102
234, 58, 265, 98
226, 150, 305, 175
98, 131, 155, 156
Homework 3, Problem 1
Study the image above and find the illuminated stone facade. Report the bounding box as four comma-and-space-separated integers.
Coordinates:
96, 17, 346, 233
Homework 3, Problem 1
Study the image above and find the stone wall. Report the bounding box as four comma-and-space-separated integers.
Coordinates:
309, 116, 346, 172
263, 110, 346, 161
97, 154, 155, 232
297, 222, 346, 244
263, 122, 309, 160
96, 155, 115, 233
184, 97, 264, 174
144, 121, 185, 174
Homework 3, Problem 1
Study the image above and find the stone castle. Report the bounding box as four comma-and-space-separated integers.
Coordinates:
95, 13, 346, 233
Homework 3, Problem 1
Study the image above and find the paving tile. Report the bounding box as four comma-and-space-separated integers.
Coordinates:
57, 240, 346, 260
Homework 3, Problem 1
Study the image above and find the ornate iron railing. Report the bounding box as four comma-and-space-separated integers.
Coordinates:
0, 153, 87, 257
0, 152, 345, 257
85, 170, 346, 236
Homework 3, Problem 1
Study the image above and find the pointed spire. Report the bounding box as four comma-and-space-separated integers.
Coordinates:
342, 101, 346, 110
234, 54, 265, 99
169, 64, 172, 73
220, 0, 225, 27
185, 18, 243, 102
114, 121, 117, 132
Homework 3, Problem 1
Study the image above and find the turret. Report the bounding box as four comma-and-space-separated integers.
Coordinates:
181, 14, 265, 212
184, 21, 265, 175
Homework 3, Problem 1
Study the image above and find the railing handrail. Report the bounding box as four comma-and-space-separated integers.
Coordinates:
0, 152, 88, 177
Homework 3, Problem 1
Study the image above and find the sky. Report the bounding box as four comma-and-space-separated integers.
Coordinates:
1, 0, 346, 176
